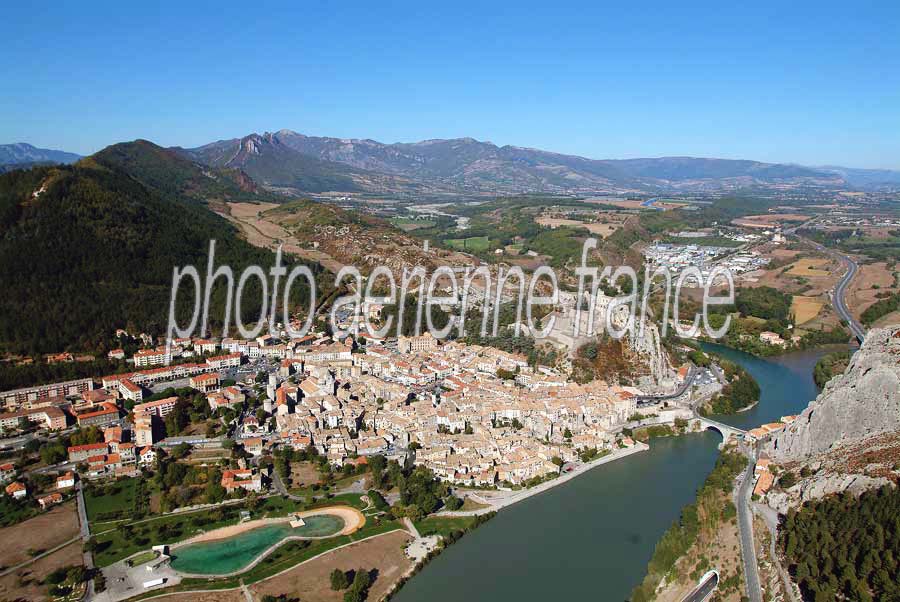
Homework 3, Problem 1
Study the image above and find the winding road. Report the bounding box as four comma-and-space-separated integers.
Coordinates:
791, 228, 866, 343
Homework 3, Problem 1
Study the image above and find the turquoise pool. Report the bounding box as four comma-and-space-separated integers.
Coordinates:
170, 515, 344, 575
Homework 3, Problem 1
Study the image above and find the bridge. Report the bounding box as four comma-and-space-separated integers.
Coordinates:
696, 416, 745, 440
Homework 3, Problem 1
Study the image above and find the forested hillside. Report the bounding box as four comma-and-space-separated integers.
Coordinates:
0, 155, 326, 355
781, 486, 900, 602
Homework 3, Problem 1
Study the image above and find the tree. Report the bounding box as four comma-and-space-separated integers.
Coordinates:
444, 495, 463, 511
779, 472, 797, 489
330, 568, 349, 591
40, 444, 67, 465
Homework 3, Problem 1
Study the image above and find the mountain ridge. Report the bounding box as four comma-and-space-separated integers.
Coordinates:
183, 129, 866, 195
0, 142, 81, 167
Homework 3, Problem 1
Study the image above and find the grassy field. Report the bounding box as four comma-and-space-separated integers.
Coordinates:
390, 217, 435, 231
85, 478, 137, 521
445, 236, 491, 252
413, 515, 479, 538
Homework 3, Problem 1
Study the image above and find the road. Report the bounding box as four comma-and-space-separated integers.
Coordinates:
830, 250, 866, 342
795, 232, 866, 343
681, 571, 719, 602
736, 455, 762, 602
634, 367, 699, 406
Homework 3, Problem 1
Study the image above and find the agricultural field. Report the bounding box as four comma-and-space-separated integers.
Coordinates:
847, 261, 900, 319
390, 217, 436, 231
732, 213, 810, 228
445, 236, 491, 252
791, 295, 824, 325
0, 503, 80, 571
786, 258, 831, 277
0, 542, 83, 602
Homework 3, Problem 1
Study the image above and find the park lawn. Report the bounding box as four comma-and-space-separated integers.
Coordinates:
125, 519, 406, 600
459, 497, 490, 512
308, 493, 367, 511
84, 478, 137, 521
414, 515, 479, 538
446, 236, 491, 252
126, 550, 158, 567
93, 497, 303, 566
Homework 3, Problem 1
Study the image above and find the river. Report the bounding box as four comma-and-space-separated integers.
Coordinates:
391, 345, 832, 602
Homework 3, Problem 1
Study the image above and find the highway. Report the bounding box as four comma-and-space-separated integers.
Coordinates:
829, 249, 866, 342
791, 227, 866, 343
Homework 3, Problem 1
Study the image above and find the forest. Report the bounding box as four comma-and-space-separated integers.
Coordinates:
0, 150, 328, 356
780, 486, 900, 602
702, 357, 760, 414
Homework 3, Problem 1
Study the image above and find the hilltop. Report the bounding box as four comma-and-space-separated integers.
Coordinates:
0, 143, 324, 354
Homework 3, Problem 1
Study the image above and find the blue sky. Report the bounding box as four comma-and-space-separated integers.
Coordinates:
2, 1, 898, 168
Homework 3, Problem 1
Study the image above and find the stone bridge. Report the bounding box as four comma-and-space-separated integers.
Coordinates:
695, 416, 745, 440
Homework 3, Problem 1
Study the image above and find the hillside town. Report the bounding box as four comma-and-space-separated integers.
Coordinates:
0, 328, 649, 504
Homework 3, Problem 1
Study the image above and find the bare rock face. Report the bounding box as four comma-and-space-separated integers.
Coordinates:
766, 474, 893, 514
765, 326, 900, 463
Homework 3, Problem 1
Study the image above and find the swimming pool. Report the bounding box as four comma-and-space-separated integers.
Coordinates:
170, 515, 344, 575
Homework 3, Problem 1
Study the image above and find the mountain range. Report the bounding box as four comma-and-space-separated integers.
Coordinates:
0, 143, 81, 172
178, 130, 900, 195
6, 134, 900, 196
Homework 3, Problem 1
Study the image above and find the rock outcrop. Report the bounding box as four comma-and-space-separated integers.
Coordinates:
766, 473, 893, 514
765, 325, 900, 463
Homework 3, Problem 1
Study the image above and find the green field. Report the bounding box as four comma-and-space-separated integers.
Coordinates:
390, 217, 436, 231
85, 478, 138, 522
414, 515, 479, 538
445, 236, 491, 252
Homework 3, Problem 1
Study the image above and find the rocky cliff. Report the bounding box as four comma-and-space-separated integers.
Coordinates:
765, 325, 900, 463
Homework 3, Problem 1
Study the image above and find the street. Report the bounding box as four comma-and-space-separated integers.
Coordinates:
736, 454, 762, 602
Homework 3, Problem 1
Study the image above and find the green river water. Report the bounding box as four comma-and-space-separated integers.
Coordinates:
392, 344, 833, 602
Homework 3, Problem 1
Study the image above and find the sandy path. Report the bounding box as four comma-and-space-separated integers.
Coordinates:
178, 506, 366, 545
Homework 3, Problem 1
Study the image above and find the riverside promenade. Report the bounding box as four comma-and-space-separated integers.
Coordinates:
441, 442, 650, 516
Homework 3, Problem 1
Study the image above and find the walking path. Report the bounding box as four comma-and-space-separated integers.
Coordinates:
402, 517, 421, 539
77, 482, 96, 601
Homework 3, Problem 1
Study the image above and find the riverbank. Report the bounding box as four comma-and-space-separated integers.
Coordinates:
446, 442, 649, 516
